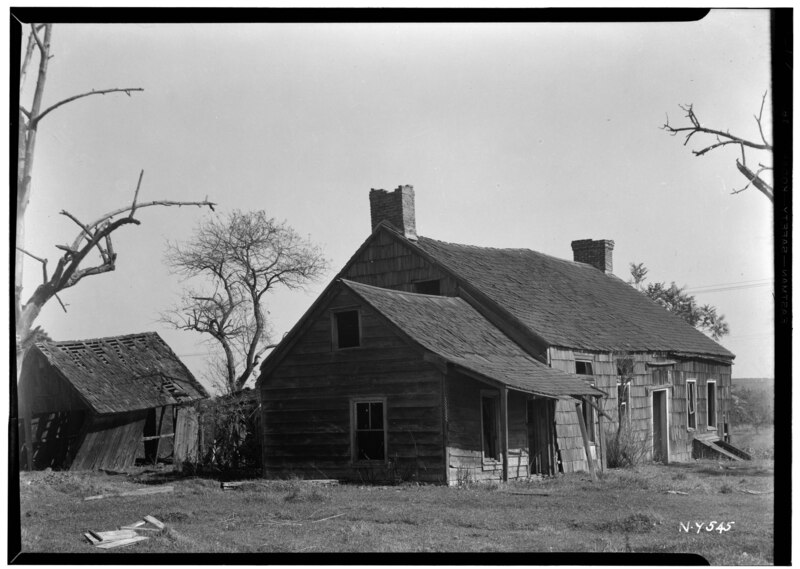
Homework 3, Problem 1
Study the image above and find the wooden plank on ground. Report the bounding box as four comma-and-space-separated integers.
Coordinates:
84, 532, 101, 545
94, 536, 149, 549
91, 529, 138, 542
84, 485, 174, 501
143, 515, 165, 529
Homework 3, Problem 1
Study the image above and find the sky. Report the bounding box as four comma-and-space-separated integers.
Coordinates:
16, 11, 775, 394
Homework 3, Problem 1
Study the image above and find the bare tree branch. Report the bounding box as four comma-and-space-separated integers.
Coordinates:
129, 169, 144, 218
662, 96, 773, 202
32, 87, 144, 126
163, 211, 329, 392
735, 159, 774, 202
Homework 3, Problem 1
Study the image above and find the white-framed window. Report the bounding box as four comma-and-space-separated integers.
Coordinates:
480, 391, 500, 461
617, 381, 630, 425
351, 398, 387, 462
706, 380, 717, 429
332, 309, 361, 349
686, 379, 697, 430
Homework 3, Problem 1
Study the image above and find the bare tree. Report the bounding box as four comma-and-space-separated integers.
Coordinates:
163, 211, 329, 393
662, 92, 773, 202
16, 23, 215, 364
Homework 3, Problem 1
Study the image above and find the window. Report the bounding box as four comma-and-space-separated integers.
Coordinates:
706, 381, 717, 429
686, 380, 697, 430
334, 310, 360, 349
413, 279, 441, 295
575, 360, 594, 375
617, 381, 629, 425
481, 394, 500, 460
352, 400, 386, 461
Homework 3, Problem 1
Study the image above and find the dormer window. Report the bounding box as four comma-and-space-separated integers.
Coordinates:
333, 310, 361, 349
413, 279, 441, 295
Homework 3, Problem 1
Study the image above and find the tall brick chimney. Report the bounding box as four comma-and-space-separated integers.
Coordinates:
369, 185, 417, 240
571, 239, 615, 273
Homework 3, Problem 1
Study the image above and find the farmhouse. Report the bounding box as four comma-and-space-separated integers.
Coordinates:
18, 332, 208, 471
257, 186, 736, 484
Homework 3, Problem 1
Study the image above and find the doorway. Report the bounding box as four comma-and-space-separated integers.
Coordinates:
652, 390, 669, 463
527, 398, 556, 476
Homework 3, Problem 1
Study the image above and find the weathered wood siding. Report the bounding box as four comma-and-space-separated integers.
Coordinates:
549, 349, 601, 472
344, 230, 459, 294
19, 352, 88, 415
70, 410, 148, 471
173, 406, 201, 465
445, 372, 530, 484
548, 347, 732, 465
261, 287, 446, 482
26, 411, 87, 469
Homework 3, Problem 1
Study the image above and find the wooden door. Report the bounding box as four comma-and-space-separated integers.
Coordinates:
652, 390, 668, 463
527, 398, 556, 476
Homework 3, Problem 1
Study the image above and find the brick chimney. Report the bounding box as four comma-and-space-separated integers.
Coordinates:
369, 185, 417, 240
571, 239, 615, 273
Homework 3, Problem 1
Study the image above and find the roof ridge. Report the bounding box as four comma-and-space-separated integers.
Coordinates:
37, 331, 160, 347
416, 234, 594, 270
341, 278, 462, 301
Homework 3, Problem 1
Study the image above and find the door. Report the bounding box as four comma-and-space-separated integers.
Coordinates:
527, 398, 556, 476
652, 390, 668, 463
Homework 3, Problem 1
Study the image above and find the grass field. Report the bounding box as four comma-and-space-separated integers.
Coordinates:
16, 455, 774, 563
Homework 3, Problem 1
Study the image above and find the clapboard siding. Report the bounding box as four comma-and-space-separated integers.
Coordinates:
261, 287, 445, 482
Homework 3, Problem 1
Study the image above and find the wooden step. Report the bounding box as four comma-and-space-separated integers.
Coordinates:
692, 438, 743, 461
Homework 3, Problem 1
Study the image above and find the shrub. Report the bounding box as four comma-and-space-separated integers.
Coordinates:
605, 426, 649, 468
199, 391, 261, 472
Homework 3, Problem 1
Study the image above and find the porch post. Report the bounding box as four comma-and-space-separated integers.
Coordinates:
500, 386, 508, 482
596, 396, 605, 471
575, 400, 596, 480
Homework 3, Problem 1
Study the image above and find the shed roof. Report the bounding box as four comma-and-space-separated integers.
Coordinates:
411, 235, 734, 358
33, 332, 208, 414
343, 280, 603, 398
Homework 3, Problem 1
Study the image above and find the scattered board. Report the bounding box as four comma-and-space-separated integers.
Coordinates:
95, 536, 149, 549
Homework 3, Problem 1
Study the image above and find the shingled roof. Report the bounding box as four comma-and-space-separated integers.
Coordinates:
411, 235, 734, 359
343, 280, 603, 398
34, 332, 208, 415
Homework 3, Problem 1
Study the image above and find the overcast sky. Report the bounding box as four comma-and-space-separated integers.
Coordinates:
18, 11, 774, 393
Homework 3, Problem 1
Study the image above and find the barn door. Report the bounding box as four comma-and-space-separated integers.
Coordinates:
527, 398, 556, 476
652, 390, 669, 463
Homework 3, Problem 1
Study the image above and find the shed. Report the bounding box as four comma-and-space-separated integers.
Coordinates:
18, 332, 208, 471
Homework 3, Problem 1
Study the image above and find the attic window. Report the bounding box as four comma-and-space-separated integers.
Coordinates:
413, 279, 441, 295
334, 310, 361, 349
575, 361, 594, 375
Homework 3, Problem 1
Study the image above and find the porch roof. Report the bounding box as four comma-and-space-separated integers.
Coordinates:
342, 280, 603, 398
